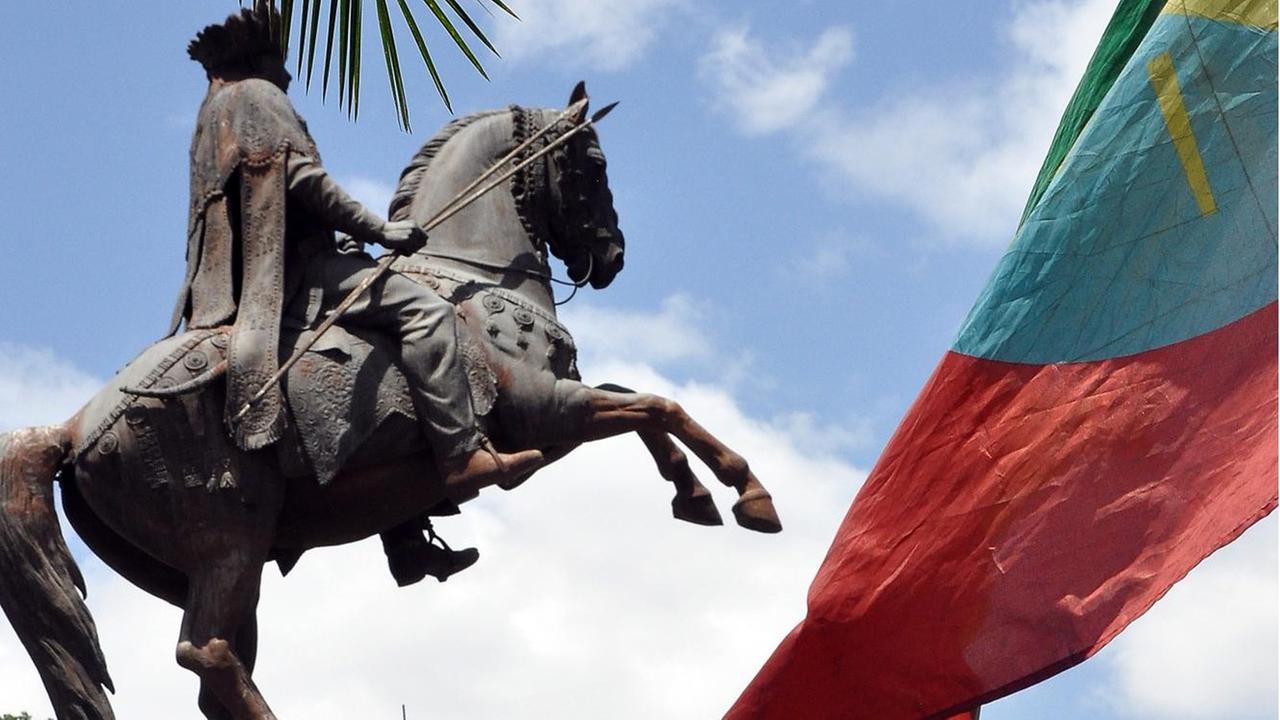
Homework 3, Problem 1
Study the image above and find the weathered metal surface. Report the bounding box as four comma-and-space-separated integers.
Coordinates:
280, 325, 415, 485
0, 8, 779, 718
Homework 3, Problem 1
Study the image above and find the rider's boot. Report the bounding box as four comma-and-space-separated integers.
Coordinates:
381, 445, 542, 586
382, 521, 481, 586
440, 442, 545, 491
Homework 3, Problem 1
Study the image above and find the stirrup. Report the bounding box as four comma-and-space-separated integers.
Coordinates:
480, 436, 529, 491
479, 436, 510, 474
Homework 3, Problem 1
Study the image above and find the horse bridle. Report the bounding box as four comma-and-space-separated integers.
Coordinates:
418, 249, 593, 306
414, 106, 597, 305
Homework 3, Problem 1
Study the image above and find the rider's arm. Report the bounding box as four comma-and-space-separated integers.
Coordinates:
286, 154, 386, 242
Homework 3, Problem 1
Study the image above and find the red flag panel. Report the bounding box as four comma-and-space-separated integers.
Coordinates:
727, 303, 1277, 719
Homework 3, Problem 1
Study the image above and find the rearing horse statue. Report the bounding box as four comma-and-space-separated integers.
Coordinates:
0, 85, 780, 719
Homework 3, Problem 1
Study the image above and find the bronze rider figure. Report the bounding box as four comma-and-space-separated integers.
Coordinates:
173, 6, 543, 583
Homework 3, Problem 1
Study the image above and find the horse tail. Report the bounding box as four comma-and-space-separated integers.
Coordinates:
0, 426, 115, 720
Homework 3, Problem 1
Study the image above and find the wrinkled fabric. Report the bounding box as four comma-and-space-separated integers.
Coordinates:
173, 78, 322, 448
730, 306, 1276, 719
173, 78, 320, 333
172, 78, 404, 451
727, 1, 1277, 717
309, 251, 481, 461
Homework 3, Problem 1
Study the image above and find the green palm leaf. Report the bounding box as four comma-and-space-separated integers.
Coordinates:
396, 0, 453, 113
320, 0, 340, 98
255, 0, 515, 127
422, 0, 490, 80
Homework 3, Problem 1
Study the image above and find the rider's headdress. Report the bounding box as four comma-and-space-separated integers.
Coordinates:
188, 2, 285, 76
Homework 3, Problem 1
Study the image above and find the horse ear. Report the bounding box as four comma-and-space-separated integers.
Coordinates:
568, 81, 589, 120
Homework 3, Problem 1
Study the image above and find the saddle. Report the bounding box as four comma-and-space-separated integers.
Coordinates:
72, 324, 490, 488
74, 277, 579, 492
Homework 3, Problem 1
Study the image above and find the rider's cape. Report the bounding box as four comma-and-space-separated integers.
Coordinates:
169, 78, 320, 451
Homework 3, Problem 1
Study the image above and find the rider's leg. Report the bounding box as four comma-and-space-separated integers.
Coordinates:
313, 251, 541, 585
316, 251, 543, 483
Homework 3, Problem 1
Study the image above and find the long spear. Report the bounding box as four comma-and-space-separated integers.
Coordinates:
231, 101, 618, 423
434, 97, 588, 219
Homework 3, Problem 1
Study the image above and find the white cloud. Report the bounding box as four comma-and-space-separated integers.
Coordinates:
701, 26, 854, 136
783, 230, 878, 286
0, 343, 101, 431
3, 304, 1274, 720
344, 175, 397, 217
492, 0, 685, 72
1100, 515, 1279, 720
559, 293, 713, 368
0, 310, 865, 719
700, 0, 1117, 244
770, 410, 873, 456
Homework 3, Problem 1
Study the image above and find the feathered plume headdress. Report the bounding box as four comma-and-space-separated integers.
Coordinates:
188, 1, 284, 76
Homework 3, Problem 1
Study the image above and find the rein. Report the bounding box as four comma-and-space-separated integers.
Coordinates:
417, 249, 592, 306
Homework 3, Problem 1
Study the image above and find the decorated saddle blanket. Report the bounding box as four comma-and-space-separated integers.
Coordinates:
73, 275, 581, 490
73, 325, 421, 487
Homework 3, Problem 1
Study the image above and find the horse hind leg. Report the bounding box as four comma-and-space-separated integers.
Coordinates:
578, 386, 782, 533
0, 426, 115, 719
195, 619, 261, 720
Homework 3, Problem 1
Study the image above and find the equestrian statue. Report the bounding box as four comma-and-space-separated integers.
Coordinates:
0, 6, 780, 718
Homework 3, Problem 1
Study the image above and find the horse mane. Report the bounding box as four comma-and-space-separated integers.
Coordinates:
388, 107, 511, 222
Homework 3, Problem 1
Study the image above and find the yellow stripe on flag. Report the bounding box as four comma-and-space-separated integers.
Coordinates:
1147, 52, 1218, 217
1162, 0, 1279, 31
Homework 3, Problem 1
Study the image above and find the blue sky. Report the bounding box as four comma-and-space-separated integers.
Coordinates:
0, 1, 1275, 718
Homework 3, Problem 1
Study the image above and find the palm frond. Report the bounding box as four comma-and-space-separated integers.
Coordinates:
397, 0, 453, 113
257, 0, 516, 128
303, 0, 323, 86
320, 0, 340, 97
445, 0, 500, 57
374, 0, 411, 129
423, 0, 489, 80
347, 0, 362, 118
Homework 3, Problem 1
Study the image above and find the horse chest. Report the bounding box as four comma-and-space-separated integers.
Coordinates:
462, 289, 579, 382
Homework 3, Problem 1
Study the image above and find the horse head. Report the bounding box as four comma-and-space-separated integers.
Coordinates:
542, 82, 626, 290
388, 82, 625, 309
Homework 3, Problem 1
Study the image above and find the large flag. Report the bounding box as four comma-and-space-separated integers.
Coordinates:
727, 1, 1277, 718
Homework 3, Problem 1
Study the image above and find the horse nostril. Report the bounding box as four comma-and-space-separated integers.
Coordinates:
604, 245, 624, 270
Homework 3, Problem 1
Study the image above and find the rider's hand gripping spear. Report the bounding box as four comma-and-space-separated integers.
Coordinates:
230, 99, 618, 424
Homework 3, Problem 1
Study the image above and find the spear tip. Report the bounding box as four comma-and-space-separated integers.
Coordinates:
591, 101, 619, 124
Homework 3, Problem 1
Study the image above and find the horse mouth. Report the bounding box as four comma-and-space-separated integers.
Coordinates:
572, 243, 622, 290
586, 234, 624, 289
590, 253, 622, 288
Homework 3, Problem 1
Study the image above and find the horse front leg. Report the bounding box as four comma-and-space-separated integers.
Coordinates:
591, 383, 722, 527
639, 430, 724, 527
573, 386, 781, 533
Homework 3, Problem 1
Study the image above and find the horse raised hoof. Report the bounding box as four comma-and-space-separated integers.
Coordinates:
671, 489, 723, 526
732, 488, 782, 533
